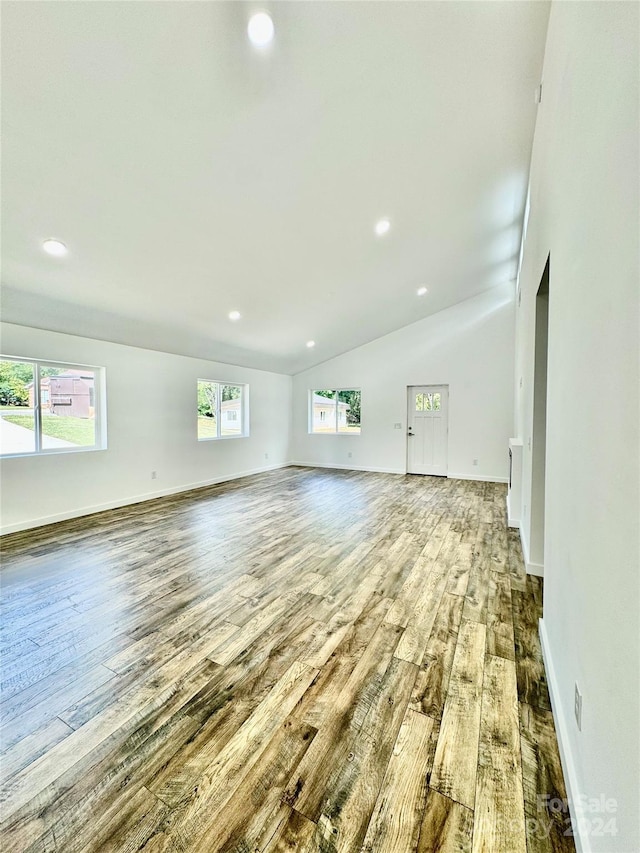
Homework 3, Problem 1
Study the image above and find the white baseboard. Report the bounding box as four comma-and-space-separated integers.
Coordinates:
0, 462, 511, 535
290, 461, 405, 475
526, 560, 544, 577
291, 463, 509, 482
520, 526, 544, 577
447, 473, 509, 484
0, 462, 291, 536
506, 492, 520, 528
539, 618, 589, 853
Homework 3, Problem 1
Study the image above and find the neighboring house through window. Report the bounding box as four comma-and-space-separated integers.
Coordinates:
310, 390, 361, 434
0, 357, 105, 457
197, 380, 248, 440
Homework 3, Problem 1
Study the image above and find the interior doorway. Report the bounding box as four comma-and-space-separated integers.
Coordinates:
407, 385, 449, 476
530, 256, 550, 568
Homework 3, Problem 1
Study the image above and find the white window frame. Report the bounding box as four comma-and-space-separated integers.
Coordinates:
197, 379, 249, 441
0, 355, 107, 458
308, 388, 362, 435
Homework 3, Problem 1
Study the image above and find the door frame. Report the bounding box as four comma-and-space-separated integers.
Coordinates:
529, 256, 550, 574
406, 384, 449, 476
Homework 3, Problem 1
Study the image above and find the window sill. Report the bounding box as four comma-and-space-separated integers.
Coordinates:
197, 434, 250, 442
1, 445, 107, 460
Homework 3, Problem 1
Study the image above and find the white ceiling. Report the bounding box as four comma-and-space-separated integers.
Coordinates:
1, 1, 550, 374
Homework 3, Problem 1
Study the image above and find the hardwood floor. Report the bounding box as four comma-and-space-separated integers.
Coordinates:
0, 467, 575, 852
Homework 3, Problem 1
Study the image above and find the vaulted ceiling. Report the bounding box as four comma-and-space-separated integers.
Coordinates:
1, 1, 549, 373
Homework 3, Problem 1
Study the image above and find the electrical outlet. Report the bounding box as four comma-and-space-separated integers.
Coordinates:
151, 471, 157, 480
347, 452, 353, 458
394, 423, 402, 430
574, 683, 583, 731
472, 459, 479, 466
264, 452, 269, 460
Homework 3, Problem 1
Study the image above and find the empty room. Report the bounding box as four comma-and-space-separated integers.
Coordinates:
0, 2, 638, 852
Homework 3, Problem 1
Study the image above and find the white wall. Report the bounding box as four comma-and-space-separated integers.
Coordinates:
291, 283, 515, 482
0, 322, 292, 534
515, 3, 639, 850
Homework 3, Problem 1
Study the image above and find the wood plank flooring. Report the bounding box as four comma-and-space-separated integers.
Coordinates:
0, 467, 575, 852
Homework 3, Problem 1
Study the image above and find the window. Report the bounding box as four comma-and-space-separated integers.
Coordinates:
197, 380, 247, 440
415, 392, 441, 412
310, 389, 361, 434
0, 357, 105, 457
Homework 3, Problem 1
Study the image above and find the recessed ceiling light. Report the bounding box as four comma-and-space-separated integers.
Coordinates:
306, 340, 315, 348
417, 286, 428, 296
248, 12, 274, 47
42, 239, 68, 257
374, 218, 391, 237
228, 310, 241, 321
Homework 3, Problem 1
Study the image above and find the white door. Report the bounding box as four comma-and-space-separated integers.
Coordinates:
407, 386, 448, 476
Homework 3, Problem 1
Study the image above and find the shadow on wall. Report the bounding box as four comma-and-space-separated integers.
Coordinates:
415, 284, 515, 354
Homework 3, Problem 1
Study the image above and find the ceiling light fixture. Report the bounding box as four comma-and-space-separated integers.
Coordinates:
374, 218, 391, 237
248, 12, 274, 47
417, 286, 428, 296
306, 340, 315, 348
228, 310, 241, 321
42, 239, 68, 257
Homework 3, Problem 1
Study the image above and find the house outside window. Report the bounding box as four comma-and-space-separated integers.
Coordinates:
0, 358, 106, 457
309, 390, 361, 434
197, 380, 248, 440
